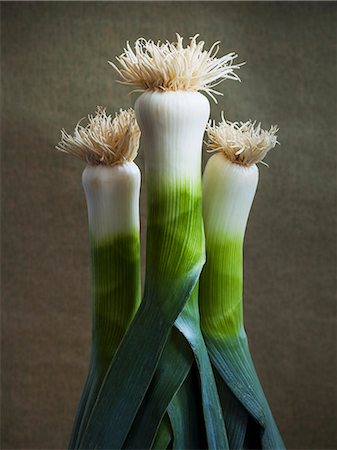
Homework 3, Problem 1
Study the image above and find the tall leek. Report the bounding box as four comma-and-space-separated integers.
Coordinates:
79, 35, 242, 449
56, 107, 141, 449
199, 117, 285, 449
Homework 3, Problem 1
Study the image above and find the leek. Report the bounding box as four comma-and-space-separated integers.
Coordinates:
199, 117, 285, 449
56, 107, 141, 449
79, 35, 242, 449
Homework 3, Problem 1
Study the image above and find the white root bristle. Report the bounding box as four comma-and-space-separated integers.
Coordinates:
56, 107, 140, 165
206, 113, 279, 166
109, 34, 243, 102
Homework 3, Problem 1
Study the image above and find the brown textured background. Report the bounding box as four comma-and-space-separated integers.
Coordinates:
1, 1, 336, 449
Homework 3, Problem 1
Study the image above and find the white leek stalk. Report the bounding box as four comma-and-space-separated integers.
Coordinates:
56, 107, 141, 449
81, 35, 242, 450
200, 117, 285, 449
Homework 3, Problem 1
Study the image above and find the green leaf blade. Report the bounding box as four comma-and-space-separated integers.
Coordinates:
151, 414, 173, 450
123, 328, 193, 449
207, 334, 285, 450
167, 368, 204, 450
175, 288, 229, 450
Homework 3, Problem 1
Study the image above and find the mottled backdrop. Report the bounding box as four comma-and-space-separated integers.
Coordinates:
1, 2, 336, 449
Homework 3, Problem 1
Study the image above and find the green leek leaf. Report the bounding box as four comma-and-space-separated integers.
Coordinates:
167, 367, 204, 450
124, 287, 228, 450
151, 415, 173, 450
175, 287, 229, 450
123, 328, 193, 449
214, 366, 249, 449
207, 335, 285, 449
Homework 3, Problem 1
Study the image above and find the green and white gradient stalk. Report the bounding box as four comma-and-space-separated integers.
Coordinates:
56, 107, 142, 450
83, 163, 141, 361
69, 163, 141, 449
138, 91, 207, 311
140, 91, 227, 450
201, 154, 258, 339
200, 152, 285, 449
79, 91, 217, 449
120, 91, 227, 450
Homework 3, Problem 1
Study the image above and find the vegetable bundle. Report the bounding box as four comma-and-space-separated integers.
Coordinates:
56, 34, 285, 450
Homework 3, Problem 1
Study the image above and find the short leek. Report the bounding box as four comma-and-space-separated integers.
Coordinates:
56, 107, 141, 449
199, 117, 285, 449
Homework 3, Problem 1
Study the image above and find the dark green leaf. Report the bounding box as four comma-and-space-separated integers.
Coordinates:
151, 414, 173, 450
175, 288, 229, 450
207, 334, 285, 449
167, 366, 205, 450
123, 328, 193, 449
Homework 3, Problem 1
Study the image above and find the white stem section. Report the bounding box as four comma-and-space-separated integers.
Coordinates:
82, 163, 141, 240
134, 91, 210, 183
203, 153, 259, 238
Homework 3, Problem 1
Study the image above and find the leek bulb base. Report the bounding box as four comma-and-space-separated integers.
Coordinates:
135, 90, 209, 183
202, 153, 258, 240
82, 162, 141, 240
